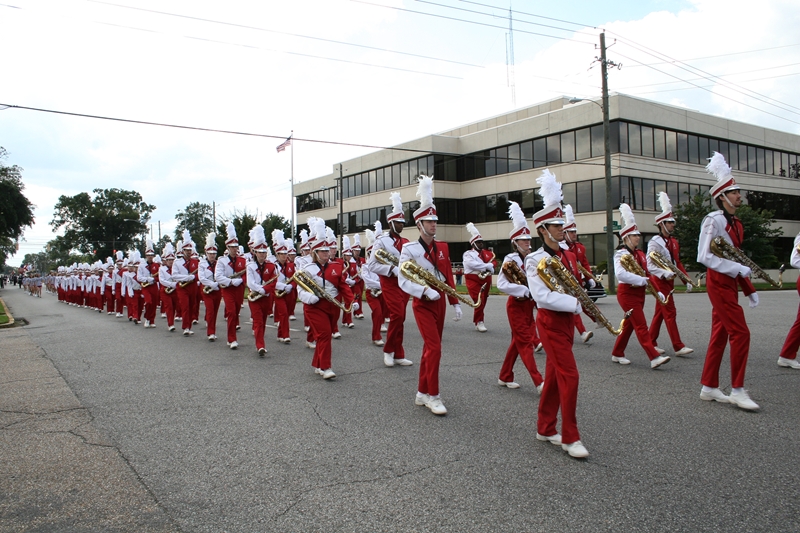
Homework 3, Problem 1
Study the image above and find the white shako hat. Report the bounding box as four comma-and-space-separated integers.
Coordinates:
299, 229, 310, 251
145, 238, 155, 256
352, 234, 362, 251
181, 229, 194, 251
466, 222, 483, 246
413, 175, 437, 222
115, 250, 124, 264
304, 217, 319, 249
205, 232, 218, 252
310, 218, 330, 252
507, 201, 531, 240
162, 242, 176, 259
105, 257, 114, 269
272, 229, 287, 253
655, 192, 675, 224
532, 169, 565, 228
387, 192, 405, 223
286, 237, 296, 254
707, 151, 740, 198
563, 204, 577, 232
367, 221, 382, 252
365, 228, 376, 253
619, 203, 640, 238
249, 224, 269, 252
225, 222, 238, 246
342, 235, 353, 255
325, 226, 337, 249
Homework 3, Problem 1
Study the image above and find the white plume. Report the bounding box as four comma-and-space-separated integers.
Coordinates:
181, 229, 192, 246
342, 235, 351, 251
226, 222, 237, 242
146, 238, 154, 252
249, 224, 266, 246
706, 151, 732, 181
115, 250, 123, 261
416, 174, 434, 207
365, 228, 375, 245
466, 222, 480, 239
619, 203, 636, 228
175, 240, 183, 251
657, 192, 672, 214
354, 234, 361, 247
205, 232, 216, 250
564, 204, 575, 226
374, 220, 383, 235
508, 201, 527, 230
299, 229, 309, 245
389, 192, 403, 214
537, 169, 562, 207
163, 242, 175, 257
326, 226, 335, 244
271, 229, 284, 249
311, 218, 326, 242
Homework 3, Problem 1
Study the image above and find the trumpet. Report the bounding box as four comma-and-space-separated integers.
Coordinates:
648, 251, 693, 288
291, 270, 354, 313
501, 259, 531, 300
619, 253, 671, 305
710, 236, 782, 289
537, 255, 631, 336
478, 251, 496, 280
374, 248, 399, 268
247, 274, 279, 302
400, 259, 483, 308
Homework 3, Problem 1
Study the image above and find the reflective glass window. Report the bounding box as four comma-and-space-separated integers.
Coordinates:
534, 138, 547, 168
592, 178, 606, 212
654, 128, 666, 159
677, 132, 689, 162
591, 125, 605, 158
562, 182, 576, 210
576, 128, 591, 160
665, 131, 677, 160
496, 194, 509, 222
521, 189, 536, 215
618, 122, 629, 154
561, 131, 576, 162
400, 162, 409, 186
666, 181, 678, 204
546, 135, 561, 164
485, 150, 496, 177
609, 121, 619, 153
688, 135, 699, 164
641, 126, 654, 157
508, 144, 520, 173
576, 180, 592, 213
708, 138, 719, 155
628, 123, 641, 155
392, 164, 401, 188
354, 174, 362, 196
642, 179, 655, 210
520, 141, 533, 170
409, 159, 418, 182
496, 146, 508, 175
698, 137, 710, 163
749, 146, 758, 173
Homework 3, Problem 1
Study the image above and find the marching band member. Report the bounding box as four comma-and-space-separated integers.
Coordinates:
199, 233, 222, 341
697, 152, 759, 410
285, 240, 299, 321
777, 231, 800, 369
138, 239, 160, 328
295, 227, 316, 348
399, 175, 461, 416
113, 252, 125, 317
246, 225, 278, 355
123, 251, 143, 324
173, 231, 199, 336
351, 234, 366, 319
340, 235, 357, 329
647, 192, 694, 357
102, 259, 115, 315
463, 222, 495, 332
363, 225, 386, 346
367, 192, 410, 367
525, 169, 588, 459
216, 223, 247, 348
271, 229, 293, 344
611, 204, 671, 369
297, 219, 356, 378
563, 205, 595, 344
159, 243, 179, 332
496, 201, 544, 392
326, 227, 343, 339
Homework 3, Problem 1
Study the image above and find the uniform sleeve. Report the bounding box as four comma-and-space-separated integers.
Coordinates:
614, 249, 649, 286
791, 233, 800, 270
697, 214, 746, 278
397, 245, 426, 299
496, 256, 530, 299
246, 263, 266, 295
440, 243, 458, 306
646, 238, 672, 280
525, 253, 579, 313
366, 237, 395, 277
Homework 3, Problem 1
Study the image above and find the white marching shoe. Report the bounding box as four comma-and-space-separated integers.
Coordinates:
611, 356, 631, 365
675, 347, 694, 356
777, 357, 800, 369
581, 331, 593, 343
475, 322, 488, 332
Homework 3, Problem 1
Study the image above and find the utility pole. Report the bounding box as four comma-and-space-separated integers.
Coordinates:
213, 201, 216, 230
600, 32, 616, 293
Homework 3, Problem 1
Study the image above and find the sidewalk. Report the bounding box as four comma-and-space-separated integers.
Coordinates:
0, 297, 179, 532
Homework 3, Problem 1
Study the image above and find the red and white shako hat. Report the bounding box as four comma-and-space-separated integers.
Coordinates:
225, 222, 238, 247
342, 235, 353, 256
181, 229, 194, 251
299, 228, 311, 251
655, 192, 675, 224
563, 204, 577, 232
352, 234, 362, 251
413, 175, 437, 222
205, 232, 218, 253
249, 224, 270, 253
387, 192, 405, 224
619, 203, 640, 238
115, 250, 124, 264
145, 238, 156, 256
272, 229, 287, 253
507, 201, 531, 240
162, 242, 176, 260
367, 221, 382, 252
707, 151, 740, 198
532, 169, 565, 228
310, 218, 330, 252
466, 222, 483, 246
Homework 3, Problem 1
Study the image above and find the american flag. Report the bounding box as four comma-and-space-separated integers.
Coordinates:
276, 136, 292, 153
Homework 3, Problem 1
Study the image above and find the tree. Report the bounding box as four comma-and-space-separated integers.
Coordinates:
50, 188, 156, 259
261, 213, 292, 247
216, 210, 260, 253
673, 191, 783, 271
0, 147, 36, 267
174, 202, 215, 249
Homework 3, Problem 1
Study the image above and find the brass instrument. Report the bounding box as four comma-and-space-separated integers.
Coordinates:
369, 288, 383, 297
178, 268, 198, 288
577, 263, 596, 284
648, 251, 693, 288
230, 268, 247, 279
399, 259, 483, 309
374, 248, 399, 268
247, 274, 279, 302
291, 270, 354, 313
619, 253, 671, 305
537, 255, 631, 336
710, 236, 782, 289
478, 251, 496, 280
164, 286, 175, 294
501, 260, 531, 300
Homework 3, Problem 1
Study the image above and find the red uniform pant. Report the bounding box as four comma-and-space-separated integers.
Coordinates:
286, 288, 298, 317
465, 274, 490, 325
413, 292, 446, 397
306, 300, 340, 370
573, 314, 586, 335
202, 289, 222, 336
648, 277, 685, 351
702, 271, 750, 389
177, 285, 197, 329
366, 291, 384, 342
160, 289, 177, 327
353, 280, 365, 315
499, 297, 543, 386
248, 296, 270, 351
779, 289, 800, 360
115, 283, 124, 314
612, 285, 660, 361
273, 294, 290, 339
104, 287, 114, 313
380, 276, 408, 359
142, 285, 159, 324
537, 309, 581, 445
221, 286, 244, 343
127, 290, 142, 321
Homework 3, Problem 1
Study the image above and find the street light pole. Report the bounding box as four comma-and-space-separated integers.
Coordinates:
600, 32, 616, 293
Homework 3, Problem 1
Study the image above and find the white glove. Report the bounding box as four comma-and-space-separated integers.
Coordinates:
423, 287, 440, 301
587, 279, 596, 289
352, 302, 360, 312
306, 295, 320, 305
686, 283, 693, 292
637, 277, 649, 287
523, 288, 531, 299
282, 285, 293, 293
391, 266, 400, 277
664, 272, 675, 280
739, 265, 752, 278
748, 293, 759, 308
345, 278, 356, 286
212, 282, 220, 290
657, 292, 666, 302
453, 303, 463, 321
232, 278, 243, 286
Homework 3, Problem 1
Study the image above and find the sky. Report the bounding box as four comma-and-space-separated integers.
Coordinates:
2, 0, 799, 266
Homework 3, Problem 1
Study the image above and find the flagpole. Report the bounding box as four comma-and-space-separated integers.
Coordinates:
290, 130, 295, 241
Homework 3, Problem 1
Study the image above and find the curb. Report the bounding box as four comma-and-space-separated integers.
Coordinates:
0, 296, 15, 327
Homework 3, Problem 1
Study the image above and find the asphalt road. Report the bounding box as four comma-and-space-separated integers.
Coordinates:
2, 286, 800, 532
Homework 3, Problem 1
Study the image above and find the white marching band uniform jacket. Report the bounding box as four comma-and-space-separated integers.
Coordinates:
296, 262, 342, 305
646, 235, 674, 280
398, 241, 445, 300
214, 255, 244, 288
463, 249, 493, 275
614, 248, 649, 287
697, 210, 750, 278
496, 252, 531, 299
158, 264, 177, 291
525, 247, 581, 314
199, 258, 219, 292
367, 232, 401, 278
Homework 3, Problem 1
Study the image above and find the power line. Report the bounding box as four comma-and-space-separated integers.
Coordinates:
454, 0, 595, 29
617, 61, 800, 90
622, 42, 800, 68
626, 71, 800, 96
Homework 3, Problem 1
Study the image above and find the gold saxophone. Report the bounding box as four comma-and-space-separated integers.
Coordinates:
291, 270, 354, 313
577, 263, 596, 284
710, 236, 782, 288
537, 255, 631, 336
501, 260, 531, 300
400, 259, 483, 308
247, 273, 279, 302
619, 253, 671, 305
648, 251, 693, 288
141, 271, 158, 288
478, 251, 496, 280
374, 248, 399, 268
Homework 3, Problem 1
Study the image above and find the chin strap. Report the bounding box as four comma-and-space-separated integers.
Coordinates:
418, 222, 436, 239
